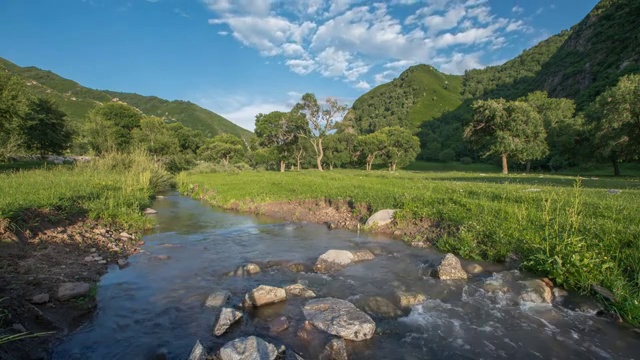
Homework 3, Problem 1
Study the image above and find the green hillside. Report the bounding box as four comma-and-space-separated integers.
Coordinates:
0, 57, 251, 139
347, 64, 463, 134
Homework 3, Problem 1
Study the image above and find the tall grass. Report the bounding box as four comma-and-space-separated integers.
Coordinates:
178, 169, 640, 325
0, 150, 171, 230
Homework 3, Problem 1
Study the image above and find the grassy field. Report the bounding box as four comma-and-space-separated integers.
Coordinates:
178, 167, 640, 325
0, 151, 170, 230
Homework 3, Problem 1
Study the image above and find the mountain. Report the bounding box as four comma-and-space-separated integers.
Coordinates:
346, 64, 463, 134
0, 57, 251, 139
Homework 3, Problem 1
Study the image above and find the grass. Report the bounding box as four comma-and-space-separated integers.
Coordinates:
0, 150, 171, 230
178, 167, 640, 325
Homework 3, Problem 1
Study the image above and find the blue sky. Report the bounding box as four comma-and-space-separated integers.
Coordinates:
1, 0, 599, 131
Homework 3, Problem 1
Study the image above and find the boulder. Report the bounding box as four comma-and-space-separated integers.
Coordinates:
303, 298, 376, 341
229, 263, 262, 277
284, 284, 316, 298
144, 208, 158, 215
518, 279, 552, 304
365, 209, 396, 228
396, 292, 426, 308
465, 263, 484, 274
353, 296, 403, 318
58, 282, 91, 301
205, 290, 230, 308
245, 285, 287, 307
269, 316, 289, 333
350, 249, 375, 262
434, 254, 467, 280
214, 308, 243, 336
314, 250, 354, 273
31, 293, 49, 304
319, 338, 348, 360
219, 336, 278, 360
187, 340, 207, 360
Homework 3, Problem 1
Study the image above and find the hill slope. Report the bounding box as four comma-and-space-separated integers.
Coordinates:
346, 64, 463, 134
0, 57, 251, 139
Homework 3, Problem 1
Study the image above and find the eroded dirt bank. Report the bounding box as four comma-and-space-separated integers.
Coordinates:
0, 210, 142, 359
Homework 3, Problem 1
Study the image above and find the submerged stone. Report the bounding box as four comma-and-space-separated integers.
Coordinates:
434, 254, 467, 280
319, 338, 348, 360
303, 298, 376, 341
285, 284, 316, 298
518, 279, 552, 304
205, 290, 230, 308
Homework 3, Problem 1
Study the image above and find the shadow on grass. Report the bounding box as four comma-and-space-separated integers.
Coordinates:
0, 161, 68, 174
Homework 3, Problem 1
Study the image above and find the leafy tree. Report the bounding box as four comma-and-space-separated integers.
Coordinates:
439, 149, 456, 163
167, 122, 206, 154
464, 99, 548, 174
254, 110, 307, 172
378, 126, 420, 171
588, 74, 640, 176
198, 133, 244, 166
132, 116, 179, 157
356, 132, 387, 171
23, 97, 72, 158
84, 102, 143, 154
323, 132, 357, 170
294, 93, 348, 171
0, 72, 30, 159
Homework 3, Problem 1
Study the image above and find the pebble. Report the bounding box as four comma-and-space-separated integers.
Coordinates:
31, 293, 49, 304
117, 259, 129, 267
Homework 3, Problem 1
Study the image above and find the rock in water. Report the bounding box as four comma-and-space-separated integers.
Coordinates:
314, 250, 354, 273
465, 263, 484, 274
519, 279, 552, 304
319, 338, 348, 360
350, 249, 375, 262
144, 208, 158, 215
219, 336, 278, 360
229, 263, 262, 276
396, 292, 426, 308
303, 298, 376, 341
188, 340, 207, 360
244, 285, 287, 307
214, 308, 243, 336
434, 254, 467, 280
365, 209, 396, 228
591, 284, 617, 303
269, 316, 289, 333
353, 296, 403, 318
284, 284, 316, 298
205, 290, 230, 308
58, 282, 91, 301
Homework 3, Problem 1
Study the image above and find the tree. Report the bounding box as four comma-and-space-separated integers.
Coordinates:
0, 72, 30, 160
379, 126, 420, 171
588, 74, 640, 176
132, 116, 179, 157
198, 133, 245, 166
254, 110, 307, 172
23, 97, 72, 159
294, 93, 348, 171
167, 122, 206, 154
356, 132, 387, 171
464, 99, 548, 174
84, 102, 143, 154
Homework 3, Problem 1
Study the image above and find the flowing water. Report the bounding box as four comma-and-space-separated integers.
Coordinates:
53, 193, 639, 359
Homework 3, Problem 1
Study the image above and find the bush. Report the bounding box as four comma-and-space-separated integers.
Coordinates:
439, 149, 456, 162
186, 162, 238, 175
460, 157, 473, 165
234, 162, 252, 171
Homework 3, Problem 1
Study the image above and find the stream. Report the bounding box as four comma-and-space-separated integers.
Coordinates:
52, 193, 640, 359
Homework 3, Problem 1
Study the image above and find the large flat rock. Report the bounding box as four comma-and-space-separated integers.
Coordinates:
303, 298, 376, 341
244, 285, 287, 307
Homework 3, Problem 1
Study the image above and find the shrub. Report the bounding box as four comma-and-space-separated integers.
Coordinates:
439, 149, 456, 162
234, 162, 252, 171
460, 157, 473, 165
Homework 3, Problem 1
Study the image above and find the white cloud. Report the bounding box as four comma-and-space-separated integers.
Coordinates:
423, 5, 466, 34
217, 31, 229, 36
281, 43, 306, 57
383, 59, 416, 69
174, 8, 189, 18
374, 70, 396, 85
285, 57, 317, 75
202, 0, 271, 16
354, 80, 371, 90
512, 5, 524, 14
436, 51, 483, 74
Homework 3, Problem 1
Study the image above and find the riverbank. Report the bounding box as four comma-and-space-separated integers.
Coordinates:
0, 152, 166, 358
178, 169, 640, 326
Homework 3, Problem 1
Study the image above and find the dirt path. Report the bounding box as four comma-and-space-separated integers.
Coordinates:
0, 211, 142, 359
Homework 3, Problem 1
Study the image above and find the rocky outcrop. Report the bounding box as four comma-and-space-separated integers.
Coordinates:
214, 308, 243, 336
219, 336, 278, 360
205, 290, 230, 308
519, 279, 552, 304
57, 282, 91, 301
434, 254, 467, 280
314, 249, 375, 273
303, 298, 376, 341
244, 285, 287, 307
365, 209, 396, 228
285, 284, 316, 298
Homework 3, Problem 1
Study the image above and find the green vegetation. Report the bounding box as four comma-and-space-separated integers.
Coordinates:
0, 57, 250, 141
178, 168, 640, 325
0, 151, 168, 230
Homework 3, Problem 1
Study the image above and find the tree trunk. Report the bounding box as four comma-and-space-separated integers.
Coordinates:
501, 154, 508, 174
329, 163, 333, 171
280, 160, 285, 173
611, 154, 621, 176
392, 162, 396, 172
316, 137, 324, 171
297, 158, 301, 170
223, 157, 229, 167
525, 162, 531, 173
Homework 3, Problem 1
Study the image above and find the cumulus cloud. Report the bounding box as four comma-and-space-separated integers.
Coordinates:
202, 0, 534, 84
354, 80, 371, 90
512, 5, 524, 14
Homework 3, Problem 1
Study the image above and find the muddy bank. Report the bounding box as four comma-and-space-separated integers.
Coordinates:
0, 210, 142, 359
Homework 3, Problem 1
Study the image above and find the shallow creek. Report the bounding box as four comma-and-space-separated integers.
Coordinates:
53, 193, 639, 359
